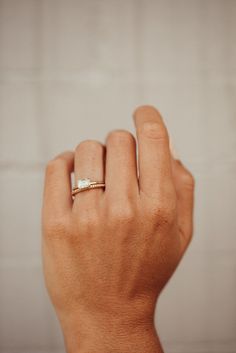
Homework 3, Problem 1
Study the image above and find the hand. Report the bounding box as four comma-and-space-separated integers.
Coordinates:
42, 106, 195, 353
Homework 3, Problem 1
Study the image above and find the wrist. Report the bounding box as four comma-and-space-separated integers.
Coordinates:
64, 324, 162, 353
59, 305, 163, 353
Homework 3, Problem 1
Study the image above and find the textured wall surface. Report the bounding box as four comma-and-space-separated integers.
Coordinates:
0, 0, 236, 352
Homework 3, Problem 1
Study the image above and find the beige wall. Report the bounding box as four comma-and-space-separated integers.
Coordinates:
1, 0, 236, 352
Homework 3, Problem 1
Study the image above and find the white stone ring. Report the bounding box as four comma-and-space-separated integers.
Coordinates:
72, 178, 105, 197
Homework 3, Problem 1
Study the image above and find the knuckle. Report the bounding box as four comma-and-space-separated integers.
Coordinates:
147, 201, 176, 226
75, 140, 103, 154
107, 130, 135, 144
46, 157, 65, 175
181, 171, 195, 190
161, 206, 176, 225
109, 202, 136, 224
141, 121, 169, 141
76, 209, 100, 231
181, 226, 194, 250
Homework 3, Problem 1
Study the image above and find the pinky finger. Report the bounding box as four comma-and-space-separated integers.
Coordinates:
43, 151, 74, 222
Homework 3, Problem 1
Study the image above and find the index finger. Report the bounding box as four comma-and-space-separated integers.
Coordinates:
133, 105, 173, 197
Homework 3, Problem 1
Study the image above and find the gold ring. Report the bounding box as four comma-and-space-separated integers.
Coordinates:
72, 178, 105, 197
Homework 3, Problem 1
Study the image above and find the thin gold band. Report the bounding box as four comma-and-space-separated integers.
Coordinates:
72, 182, 105, 196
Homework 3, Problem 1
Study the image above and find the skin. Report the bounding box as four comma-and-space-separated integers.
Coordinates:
42, 105, 195, 353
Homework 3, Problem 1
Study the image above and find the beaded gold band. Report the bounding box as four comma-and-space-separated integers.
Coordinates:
72, 178, 105, 197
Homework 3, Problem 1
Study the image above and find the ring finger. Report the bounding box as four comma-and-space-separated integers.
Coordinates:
73, 140, 105, 209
